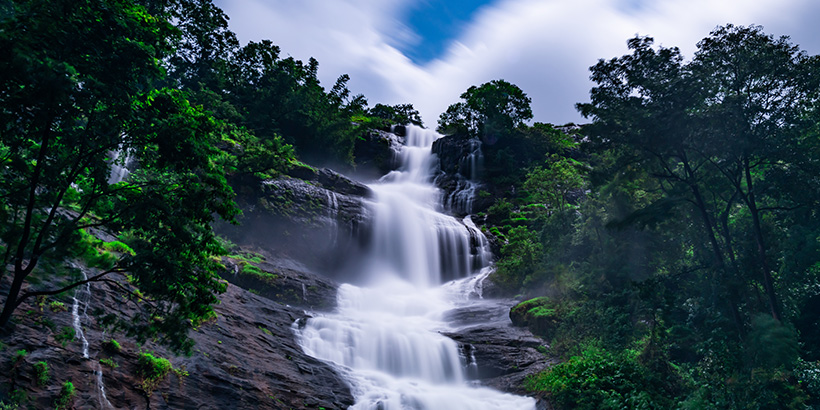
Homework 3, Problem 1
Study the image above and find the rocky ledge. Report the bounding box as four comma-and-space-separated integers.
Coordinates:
218, 166, 373, 276
443, 294, 556, 409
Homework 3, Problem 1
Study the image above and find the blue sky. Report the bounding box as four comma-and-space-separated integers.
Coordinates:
400, 0, 493, 63
216, 0, 820, 126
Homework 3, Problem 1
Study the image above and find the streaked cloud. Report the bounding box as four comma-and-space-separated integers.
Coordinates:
216, 0, 820, 125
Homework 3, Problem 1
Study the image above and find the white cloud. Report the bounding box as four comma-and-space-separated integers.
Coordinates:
216, 0, 820, 126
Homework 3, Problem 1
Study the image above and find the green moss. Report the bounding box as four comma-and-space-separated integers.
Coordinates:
511, 297, 558, 337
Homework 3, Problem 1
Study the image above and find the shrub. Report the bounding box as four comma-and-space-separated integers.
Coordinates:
99, 358, 118, 368
48, 301, 68, 313
12, 350, 27, 365
137, 352, 173, 393
54, 381, 75, 410
55, 327, 75, 347
33, 361, 49, 386
102, 339, 121, 353
526, 343, 678, 410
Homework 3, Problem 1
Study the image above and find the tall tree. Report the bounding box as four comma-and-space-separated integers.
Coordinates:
437, 79, 533, 144
0, 0, 237, 352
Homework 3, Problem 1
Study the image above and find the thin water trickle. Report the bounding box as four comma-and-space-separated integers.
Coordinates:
70, 264, 90, 359
295, 125, 535, 409
95, 362, 114, 409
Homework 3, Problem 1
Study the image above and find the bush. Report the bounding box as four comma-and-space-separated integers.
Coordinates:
54, 381, 75, 410
100, 358, 118, 368
33, 361, 49, 386
137, 352, 173, 393
510, 297, 559, 337
526, 343, 678, 410
102, 339, 121, 353
55, 327, 75, 347
48, 301, 68, 313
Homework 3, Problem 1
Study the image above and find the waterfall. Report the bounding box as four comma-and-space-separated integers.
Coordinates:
295, 125, 535, 409
95, 362, 114, 409
71, 265, 91, 359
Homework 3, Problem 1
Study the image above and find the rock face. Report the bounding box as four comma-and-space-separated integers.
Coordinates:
432, 134, 493, 215
443, 297, 555, 397
218, 167, 373, 277
0, 263, 353, 410
353, 129, 403, 179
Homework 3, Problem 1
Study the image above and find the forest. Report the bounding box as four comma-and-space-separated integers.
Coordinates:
1, 0, 819, 409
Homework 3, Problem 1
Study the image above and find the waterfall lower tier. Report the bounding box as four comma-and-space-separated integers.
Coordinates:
296, 279, 535, 410
295, 125, 535, 409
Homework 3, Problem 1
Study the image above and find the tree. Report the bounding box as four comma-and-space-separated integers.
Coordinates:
577, 25, 820, 325
437, 79, 532, 144
0, 0, 238, 353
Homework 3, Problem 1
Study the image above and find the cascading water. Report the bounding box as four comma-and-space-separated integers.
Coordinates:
295, 125, 535, 409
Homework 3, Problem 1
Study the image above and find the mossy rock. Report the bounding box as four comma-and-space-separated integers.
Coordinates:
510, 297, 559, 337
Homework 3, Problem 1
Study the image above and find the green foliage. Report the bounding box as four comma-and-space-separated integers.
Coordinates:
33, 361, 49, 386
437, 79, 532, 141
136, 352, 173, 393
490, 226, 543, 293
54, 381, 75, 410
526, 343, 678, 410
103, 339, 121, 353
497, 23, 820, 410
0, 0, 240, 354
12, 350, 27, 365
746, 314, 799, 370
48, 301, 67, 313
55, 327, 75, 347
99, 358, 118, 368
368, 103, 424, 127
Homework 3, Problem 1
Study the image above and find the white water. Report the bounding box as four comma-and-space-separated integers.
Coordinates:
70, 264, 112, 409
296, 126, 535, 410
95, 362, 114, 409
71, 266, 90, 359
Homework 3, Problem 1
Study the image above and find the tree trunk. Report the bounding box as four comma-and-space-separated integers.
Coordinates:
743, 156, 781, 321
0, 269, 26, 328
